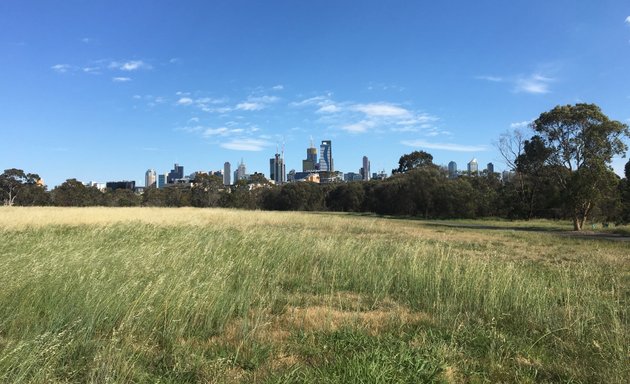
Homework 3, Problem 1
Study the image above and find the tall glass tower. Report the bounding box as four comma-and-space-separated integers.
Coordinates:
319, 140, 333, 172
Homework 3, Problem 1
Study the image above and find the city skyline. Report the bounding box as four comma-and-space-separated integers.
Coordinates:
2, 1, 629, 187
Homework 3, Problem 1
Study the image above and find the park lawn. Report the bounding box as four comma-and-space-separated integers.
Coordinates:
0, 207, 628, 383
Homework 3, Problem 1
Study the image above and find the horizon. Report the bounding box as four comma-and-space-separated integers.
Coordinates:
2, 1, 629, 187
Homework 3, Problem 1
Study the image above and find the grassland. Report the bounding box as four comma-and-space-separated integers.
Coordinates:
0, 207, 628, 383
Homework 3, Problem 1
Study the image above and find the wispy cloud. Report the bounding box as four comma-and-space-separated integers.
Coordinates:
352, 103, 411, 118
342, 120, 376, 133
109, 60, 151, 71
515, 74, 553, 94
203, 127, 245, 137
272, 84, 284, 90
112, 77, 132, 82
401, 139, 487, 152
81, 37, 92, 44
221, 138, 270, 151
475, 75, 503, 82
235, 102, 264, 111
626, 16, 630, 24
177, 97, 194, 106
51, 64, 72, 73
510, 120, 532, 129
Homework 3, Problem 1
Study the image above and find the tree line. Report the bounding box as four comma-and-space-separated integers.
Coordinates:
2, 104, 630, 230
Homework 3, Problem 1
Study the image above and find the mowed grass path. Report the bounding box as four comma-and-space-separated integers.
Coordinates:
0, 207, 628, 383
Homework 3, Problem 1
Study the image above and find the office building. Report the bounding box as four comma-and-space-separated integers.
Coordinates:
319, 140, 333, 172
467, 158, 479, 175
344, 172, 363, 182
270, 152, 286, 184
167, 163, 184, 184
448, 161, 458, 178
223, 162, 231, 185
302, 141, 318, 171
487, 162, 494, 175
234, 160, 247, 182
157, 174, 167, 188
362, 156, 371, 181
145, 169, 157, 188
106, 181, 136, 191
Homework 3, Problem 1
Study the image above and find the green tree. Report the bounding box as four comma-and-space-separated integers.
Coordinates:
0, 168, 42, 206
191, 173, 223, 207
393, 150, 434, 174
51, 179, 102, 206
531, 103, 629, 230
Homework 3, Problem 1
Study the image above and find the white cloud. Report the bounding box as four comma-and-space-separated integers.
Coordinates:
188, 117, 200, 123
112, 77, 132, 82
177, 97, 194, 106
510, 120, 532, 129
342, 120, 376, 133
290, 95, 332, 107
626, 16, 630, 24
317, 104, 340, 113
515, 74, 553, 94
235, 102, 264, 111
109, 60, 151, 71
81, 37, 92, 44
272, 84, 284, 90
221, 138, 270, 151
353, 103, 411, 117
203, 127, 245, 137
476, 75, 503, 82
401, 140, 487, 152
51, 64, 72, 73
83, 67, 100, 74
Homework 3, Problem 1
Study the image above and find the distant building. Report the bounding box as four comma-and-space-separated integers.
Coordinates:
234, 160, 247, 182
344, 172, 363, 182
157, 174, 167, 188
223, 162, 231, 185
294, 171, 320, 183
270, 152, 286, 184
302, 141, 318, 171
362, 156, 371, 181
319, 140, 333, 172
372, 170, 388, 180
487, 162, 494, 175
106, 181, 136, 191
448, 161, 458, 178
86, 181, 106, 191
145, 169, 157, 188
287, 169, 296, 182
167, 163, 184, 184
467, 158, 479, 175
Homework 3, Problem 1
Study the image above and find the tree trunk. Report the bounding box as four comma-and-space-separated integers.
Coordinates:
572, 216, 581, 231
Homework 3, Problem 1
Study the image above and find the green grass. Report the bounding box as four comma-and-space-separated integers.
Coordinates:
0, 207, 628, 383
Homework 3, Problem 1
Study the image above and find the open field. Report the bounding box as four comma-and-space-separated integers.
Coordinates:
0, 207, 628, 383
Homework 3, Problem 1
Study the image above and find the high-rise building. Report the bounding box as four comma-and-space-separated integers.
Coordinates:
145, 169, 157, 188
302, 141, 318, 171
270, 152, 286, 184
362, 156, 371, 181
487, 162, 494, 175
223, 162, 231, 185
158, 174, 167, 188
234, 160, 247, 182
319, 140, 333, 172
448, 161, 458, 178
167, 163, 184, 183
467, 158, 478, 175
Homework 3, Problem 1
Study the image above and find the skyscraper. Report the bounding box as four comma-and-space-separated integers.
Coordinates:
270, 152, 286, 184
487, 162, 494, 175
234, 160, 247, 182
145, 169, 156, 188
302, 141, 318, 171
467, 158, 478, 175
362, 156, 371, 181
319, 140, 333, 172
223, 162, 231, 185
448, 161, 458, 178
167, 163, 184, 184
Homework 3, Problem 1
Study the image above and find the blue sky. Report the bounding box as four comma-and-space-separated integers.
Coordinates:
1, 0, 629, 187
